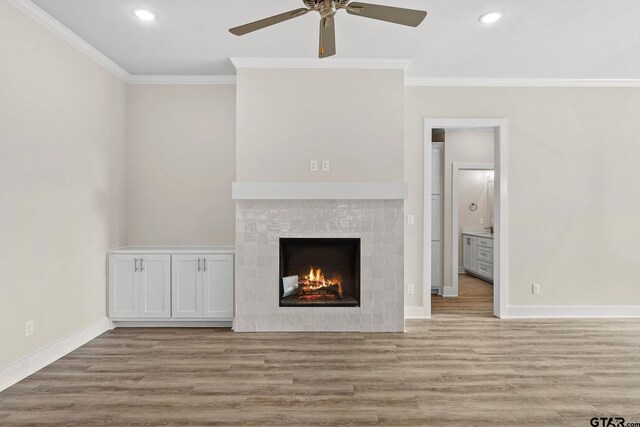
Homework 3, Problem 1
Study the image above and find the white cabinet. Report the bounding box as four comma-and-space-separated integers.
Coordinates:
203, 255, 234, 319
462, 234, 493, 283
172, 255, 203, 318
431, 241, 442, 290
108, 247, 235, 324
172, 254, 234, 320
463, 235, 478, 273
108, 255, 170, 319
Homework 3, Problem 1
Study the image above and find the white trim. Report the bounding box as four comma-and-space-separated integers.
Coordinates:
423, 119, 508, 318
404, 305, 429, 319
232, 182, 408, 200
441, 287, 458, 297
405, 77, 640, 87
505, 306, 640, 318
231, 57, 411, 70
458, 267, 465, 274
0, 318, 111, 392
7, 0, 129, 81
108, 245, 235, 254
128, 75, 237, 85
113, 320, 232, 327
451, 163, 494, 296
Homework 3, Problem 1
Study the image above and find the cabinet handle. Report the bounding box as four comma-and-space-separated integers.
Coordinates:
135, 258, 139, 272
198, 258, 201, 272
141, 258, 144, 272
203, 258, 207, 272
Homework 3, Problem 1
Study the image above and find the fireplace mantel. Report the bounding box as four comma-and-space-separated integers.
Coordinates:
232, 182, 408, 200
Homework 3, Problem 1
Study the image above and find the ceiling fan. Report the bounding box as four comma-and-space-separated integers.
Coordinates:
229, 0, 427, 58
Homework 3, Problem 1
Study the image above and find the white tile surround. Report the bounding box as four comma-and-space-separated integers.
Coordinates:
234, 200, 404, 332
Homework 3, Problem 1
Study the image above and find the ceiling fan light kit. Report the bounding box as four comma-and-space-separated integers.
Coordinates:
229, 0, 428, 58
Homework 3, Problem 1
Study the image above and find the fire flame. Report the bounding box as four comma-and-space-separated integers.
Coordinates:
301, 266, 343, 298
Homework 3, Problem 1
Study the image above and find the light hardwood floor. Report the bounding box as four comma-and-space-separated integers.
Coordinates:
2, 278, 640, 426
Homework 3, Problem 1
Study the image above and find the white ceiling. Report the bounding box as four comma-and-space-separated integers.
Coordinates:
30, 0, 640, 78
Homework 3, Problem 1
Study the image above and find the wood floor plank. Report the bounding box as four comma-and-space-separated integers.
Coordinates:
1, 274, 639, 425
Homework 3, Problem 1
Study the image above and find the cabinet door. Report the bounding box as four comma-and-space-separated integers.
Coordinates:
463, 236, 478, 273
172, 255, 203, 318
108, 255, 139, 319
139, 255, 171, 319
431, 241, 442, 290
432, 143, 442, 195
202, 255, 234, 319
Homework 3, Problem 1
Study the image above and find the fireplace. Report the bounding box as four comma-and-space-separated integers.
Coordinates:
279, 238, 360, 307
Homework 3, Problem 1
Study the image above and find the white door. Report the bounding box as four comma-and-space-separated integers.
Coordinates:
139, 255, 171, 319
108, 255, 139, 319
202, 255, 234, 319
172, 255, 203, 318
463, 236, 478, 273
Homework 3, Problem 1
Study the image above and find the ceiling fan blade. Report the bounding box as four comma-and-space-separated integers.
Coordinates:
346, 2, 427, 27
319, 16, 336, 58
229, 8, 309, 36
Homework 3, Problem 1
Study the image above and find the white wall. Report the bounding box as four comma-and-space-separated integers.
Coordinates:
405, 86, 640, 309
127, 85, 236, 245
236, 68, 404, 183
458, 170, 492, 268
0, 1, 128, 370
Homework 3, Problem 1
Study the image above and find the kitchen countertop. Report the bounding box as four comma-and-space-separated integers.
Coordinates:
108, 246, 235, 254
462, 232, 494, 239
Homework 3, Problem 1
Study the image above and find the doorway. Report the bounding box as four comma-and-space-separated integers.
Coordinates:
423, 119, 508, 318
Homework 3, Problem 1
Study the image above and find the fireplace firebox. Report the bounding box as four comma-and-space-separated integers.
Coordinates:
279, 238, 360, 307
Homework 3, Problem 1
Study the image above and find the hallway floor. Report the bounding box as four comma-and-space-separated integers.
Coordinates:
432, 274, 494, 318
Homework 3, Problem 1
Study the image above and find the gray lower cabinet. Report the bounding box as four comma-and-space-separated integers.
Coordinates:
462, 234, 494, 283
108, 255, 171, 319
108, 247, 234, 322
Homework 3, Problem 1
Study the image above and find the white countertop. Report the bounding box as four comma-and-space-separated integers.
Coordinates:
462, 232, 494, 239
108, 246, 235, 254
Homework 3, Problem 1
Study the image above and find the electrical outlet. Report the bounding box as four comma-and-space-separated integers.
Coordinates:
407, 284, 415, 295
408, 215, 415, 225
310, 160, 318, 172
532, 284, 540, 295
25, 320, 34, 337
321, 160, 330, 172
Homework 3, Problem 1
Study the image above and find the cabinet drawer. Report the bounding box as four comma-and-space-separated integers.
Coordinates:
477, 260, 493, 278
477, 246, 493, 263
478, 237, 493, 248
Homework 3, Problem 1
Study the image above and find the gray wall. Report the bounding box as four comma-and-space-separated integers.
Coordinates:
404, 86, 640, 308
236, 68, 405, 183
127, 85, 236, 245
0, 0, 128, 370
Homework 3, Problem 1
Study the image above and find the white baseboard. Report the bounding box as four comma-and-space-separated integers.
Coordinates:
113, 320, 232, 328
458, 267, 465, 274
404, 305, 430, 319
505, 305, 640, 318
441, 287, 458, 297
0, 318, 111, 392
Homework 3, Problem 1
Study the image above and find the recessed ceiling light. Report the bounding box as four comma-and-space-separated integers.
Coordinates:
132, 8, 157, 22
479, 11, 504, 24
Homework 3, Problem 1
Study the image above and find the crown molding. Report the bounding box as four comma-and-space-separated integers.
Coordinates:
127, 75, 237, 85
405, 77, 640, 87
230, 57, 412, 71
7, 0, 130, 82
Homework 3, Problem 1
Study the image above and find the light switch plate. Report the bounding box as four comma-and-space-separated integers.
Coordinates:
532, 284, 540, 295
408, 215, 415, 225
407, 284, 415, 295
310, 160, 318, 172
321, 160, 330, 172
